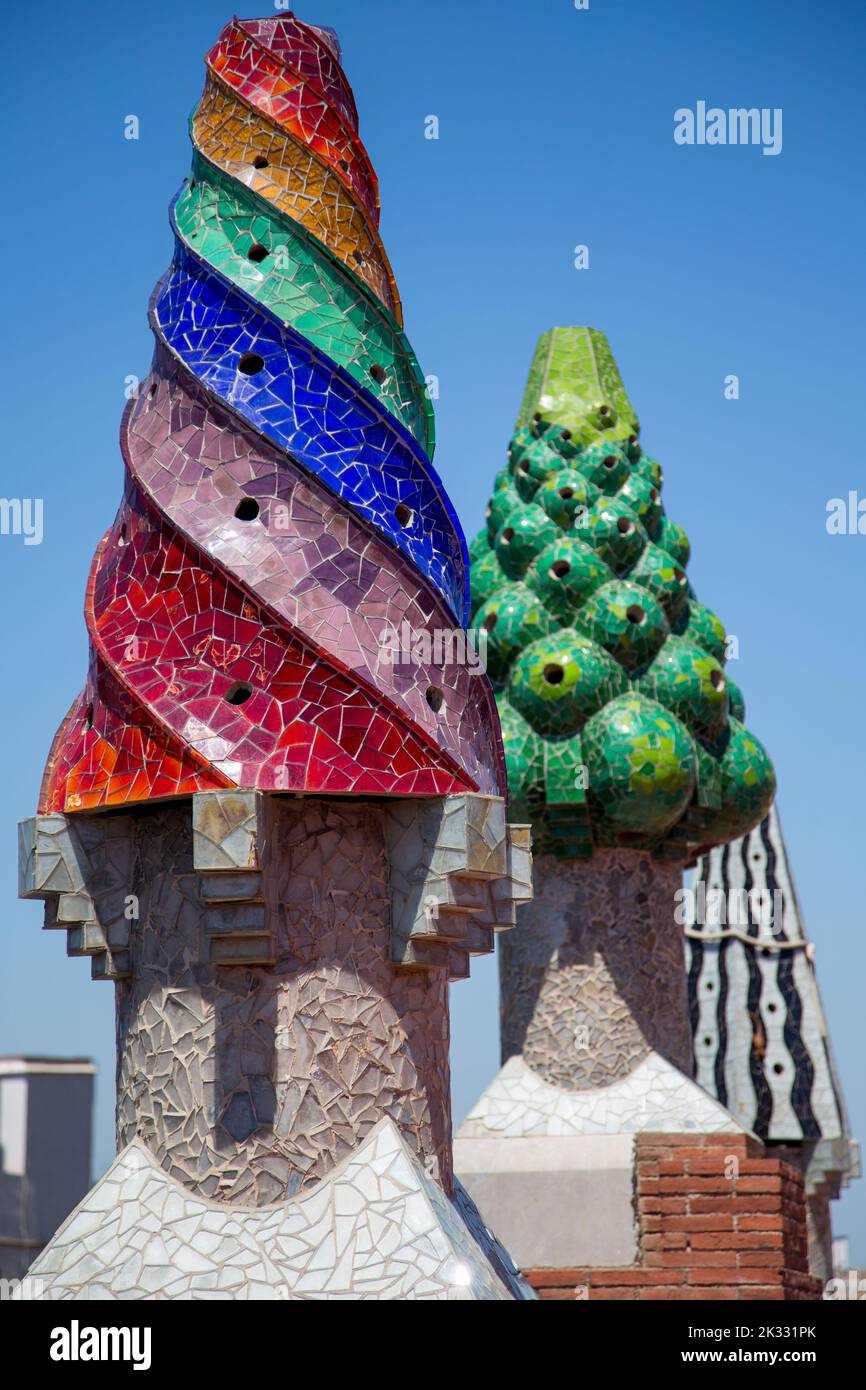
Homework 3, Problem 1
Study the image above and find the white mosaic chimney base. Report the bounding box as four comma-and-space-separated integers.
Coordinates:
22, 1119, 533, 1301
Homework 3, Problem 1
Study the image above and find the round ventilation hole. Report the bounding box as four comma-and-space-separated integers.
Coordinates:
238, 352, 265, 376
369, 363, 386, 385
501, 527, 515, 543
543, 664, 564, 685
550, 560, 571, 580
616, 517, 634, 535
225, 682, 253, 706
425, 686, 443, 713
248, 243, 268, 264
710, 669, 725, 691
559, 487, 574, 500
599, 405, 610, 417
561, 429, 572, 442
626, 604, 645, 625
483, 612, 498, 632
394, 503, 413, 528
252, 155, 269, 170
234, 498, 260, 521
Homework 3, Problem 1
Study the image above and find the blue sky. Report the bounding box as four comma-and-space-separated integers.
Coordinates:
3, 0, 865, 1259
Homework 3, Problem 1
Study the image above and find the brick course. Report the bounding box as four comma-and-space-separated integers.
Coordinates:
524, 1133, 821, 1302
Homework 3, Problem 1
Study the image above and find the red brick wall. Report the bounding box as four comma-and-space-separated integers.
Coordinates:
524, 1132, 821, 1301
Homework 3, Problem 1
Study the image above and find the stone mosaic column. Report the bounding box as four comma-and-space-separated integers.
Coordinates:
500, 851, 691, 1088
17, 14, 533, 1301
455, 327, 782, 1285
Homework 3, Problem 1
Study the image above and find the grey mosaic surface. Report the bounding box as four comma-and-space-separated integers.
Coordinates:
456, 848, 746, 1266
19, 790, 535, 1297
18, 811, 135, 980
19, 793, 531, 1209
385, 795, 531, 978
500, 851, 691, 1088
22, 1125, 534, 1301
114, 797, 454, 1202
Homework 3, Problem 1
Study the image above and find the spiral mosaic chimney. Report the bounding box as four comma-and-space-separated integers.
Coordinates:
18, 14, 533, 1301
455, 329, 819, 1301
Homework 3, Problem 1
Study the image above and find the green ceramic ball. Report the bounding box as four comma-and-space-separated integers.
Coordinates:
582, 693, 698, 837
468, 527, 489, 565
507, 629, 626, 735
486, 483, 522, 543
617, 472, 662, 540
704, 719, 776, 844
497, 696, 546, 822
694, 739, 723, 810
624, 437, 643, 464
541, 423, 583, 460
726, 674, 745, 722
526, 537, 613, 622
631, 451, 663, 489
494, 503, 558, 579
508, 424, 539, 468
578, 440, 631, 495
583, 497, 647, 573
575, 579, 669, 673
679, 600, 727, 664
512, 438, 560, 502
627, 542, 689, 625
469, 549, 509, 619
535, 468, 600, 531
658, 515, 691, 568
635, 635, 729, 742
473, 581, 557, 683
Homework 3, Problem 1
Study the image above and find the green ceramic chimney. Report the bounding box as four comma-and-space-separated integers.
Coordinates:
470, 326, 775, 864
455, 331, 776, 1276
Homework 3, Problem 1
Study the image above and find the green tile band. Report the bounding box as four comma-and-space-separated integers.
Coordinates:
174, 151, 435, 458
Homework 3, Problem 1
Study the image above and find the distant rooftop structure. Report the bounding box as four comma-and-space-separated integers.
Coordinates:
0, 1056, 95, 1280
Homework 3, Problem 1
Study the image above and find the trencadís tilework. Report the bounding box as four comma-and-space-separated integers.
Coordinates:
470, 326, 775, 860
18, 18, 535, 1302
39, 13, 504, 813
